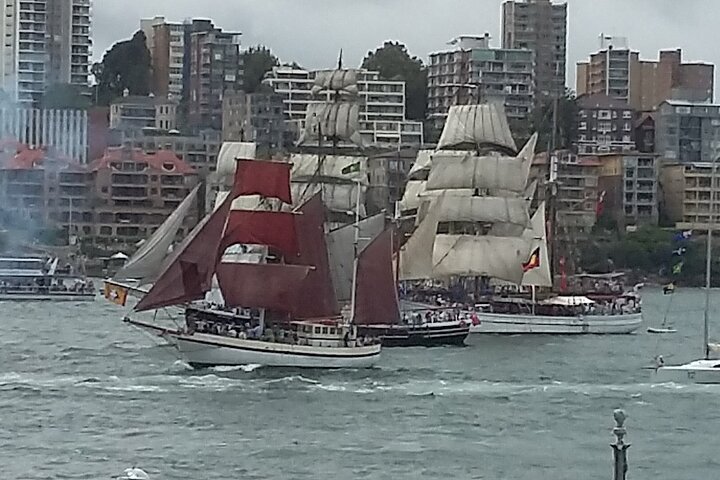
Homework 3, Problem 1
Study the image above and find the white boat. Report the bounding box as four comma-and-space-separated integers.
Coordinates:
0, 256, 95, 301
470, 311, 642, 334
656, 204, 720, 382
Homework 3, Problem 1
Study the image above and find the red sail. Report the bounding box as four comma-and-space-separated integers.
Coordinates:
216, 262, 313, 311
354, 229, 400, 326
221, 210, 298, 258
135, 193, 235, 312
288, 193, 340, 318
234, 159, 292, 204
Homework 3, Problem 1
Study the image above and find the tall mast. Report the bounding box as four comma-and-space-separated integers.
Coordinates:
349, 179, 362, 323
704, 154, 716, 359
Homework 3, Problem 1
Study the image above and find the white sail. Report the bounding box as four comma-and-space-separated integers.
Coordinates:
290, 153, 368, 185
399, 180, 427, 212
521, 202, 553, 288
216, 142, 257, 180
407, 150, 433, 180
115, 184, 200, 283
434, 196, 530, 226
437, 103, 518, 152
311, 69, 359, 96
291, 182, 366, 216
432, 234, 532, 285
399, 197, 443, 281
296, 102, 364, 148
426, 152, 532, 194
327, 213, 385, 302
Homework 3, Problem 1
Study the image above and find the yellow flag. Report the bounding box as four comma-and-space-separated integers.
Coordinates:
104, 283, 128, 306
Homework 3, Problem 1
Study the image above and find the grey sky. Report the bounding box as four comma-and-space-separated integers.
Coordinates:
93, 0, 715, 92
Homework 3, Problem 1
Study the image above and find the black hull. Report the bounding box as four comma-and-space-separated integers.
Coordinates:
358, 323, 469, 347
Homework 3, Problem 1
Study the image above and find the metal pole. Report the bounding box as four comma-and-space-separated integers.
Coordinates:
611, 409, 630, 480
705, 155, 715, 359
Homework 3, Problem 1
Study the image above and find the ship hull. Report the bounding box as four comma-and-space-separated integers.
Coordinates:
654, 360, 720, 384
0, 292, 95, 302
470, 312, 642, 335
357, 321, 469, 347
172, 332, 381, 369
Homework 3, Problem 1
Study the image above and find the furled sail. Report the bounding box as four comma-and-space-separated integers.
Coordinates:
296, 102, 364, 148
407, 150, 433, 180
399, 197, 443, 281
437, 103, 517, 152
311, 69, 359, 96
290, 154, 368, 185
354, 229, 400, 326
432, 234, 532, 285
114, 184, 200, 283
326, 213, 385, 303
521, 201, 553, 288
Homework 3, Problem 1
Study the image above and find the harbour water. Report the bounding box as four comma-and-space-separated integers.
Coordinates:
1, 288, 719, 479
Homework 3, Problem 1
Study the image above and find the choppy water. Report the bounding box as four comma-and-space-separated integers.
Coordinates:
1, 288, 719, 479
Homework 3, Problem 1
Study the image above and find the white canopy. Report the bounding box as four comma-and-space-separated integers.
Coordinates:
542, 296, 595, 306
110, 252, 129, 260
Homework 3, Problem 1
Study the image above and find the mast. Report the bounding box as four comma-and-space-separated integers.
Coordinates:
349, 179, 361, 323
704, 154, 716, 359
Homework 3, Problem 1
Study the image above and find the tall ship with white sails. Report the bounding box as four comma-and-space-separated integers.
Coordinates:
399, 103, 642, 335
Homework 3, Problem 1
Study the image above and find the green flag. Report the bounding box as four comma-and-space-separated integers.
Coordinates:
672, 261, 684, 275
341, 162, 361, 174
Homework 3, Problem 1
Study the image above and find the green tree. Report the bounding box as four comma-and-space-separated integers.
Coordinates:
41, 83, 91, 110
527, 89, 578, 151
362, 42, 427, 121
93, 30, 152, 106
242, 45, 280, 94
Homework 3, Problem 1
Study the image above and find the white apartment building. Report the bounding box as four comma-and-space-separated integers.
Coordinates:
428, 34, 534, 126
263, 66, 424, 146
0, 0, 91, 106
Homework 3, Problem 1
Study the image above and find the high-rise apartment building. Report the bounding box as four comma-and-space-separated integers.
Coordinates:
0, 0, 91, 106
187, 21, 243, 131
577, 39, 714, 112
655, 100, 720, 163
427, 34, 534, 126
576, 93, 635, 154
502, 0, 567, 99
262, 67, 424, 147
141, 16, 186, 99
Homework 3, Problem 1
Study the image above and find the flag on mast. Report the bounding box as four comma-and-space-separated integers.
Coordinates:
522, 247, 541, 272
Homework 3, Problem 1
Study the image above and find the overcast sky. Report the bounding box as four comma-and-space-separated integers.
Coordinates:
93, 0, 716, 92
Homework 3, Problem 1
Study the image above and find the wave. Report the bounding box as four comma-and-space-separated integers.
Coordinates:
210, 364, 261, 373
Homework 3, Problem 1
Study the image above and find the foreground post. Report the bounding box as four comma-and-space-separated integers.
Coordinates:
611, 409, 630, 480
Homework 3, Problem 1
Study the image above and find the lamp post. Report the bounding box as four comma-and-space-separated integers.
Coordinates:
611, 409, 630, 480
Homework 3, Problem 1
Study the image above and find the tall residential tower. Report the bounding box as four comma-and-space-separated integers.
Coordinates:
0, 0, 91, 106
502, 0, 567, 99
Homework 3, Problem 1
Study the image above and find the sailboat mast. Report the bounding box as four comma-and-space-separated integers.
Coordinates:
349, 179, 362, 323
704, 154, 716, 359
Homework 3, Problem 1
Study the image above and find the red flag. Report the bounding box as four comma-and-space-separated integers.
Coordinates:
595, 190, 606, 218
522, 247, 541, 272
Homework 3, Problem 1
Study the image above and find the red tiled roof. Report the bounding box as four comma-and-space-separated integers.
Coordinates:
89, 146, 195, 174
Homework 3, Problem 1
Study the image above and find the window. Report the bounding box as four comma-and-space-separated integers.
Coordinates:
579, 121, 587, 131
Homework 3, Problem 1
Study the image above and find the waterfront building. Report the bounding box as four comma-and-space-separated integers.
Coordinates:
661, 161, 720, 230
576, 93, 636, 154
597, 152, 659, 228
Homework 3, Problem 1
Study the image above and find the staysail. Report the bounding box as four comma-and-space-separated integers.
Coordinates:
114, 184, 200, 283
521, 201, 553, 288
354, 228, 400, 326
326, 212, 385, 302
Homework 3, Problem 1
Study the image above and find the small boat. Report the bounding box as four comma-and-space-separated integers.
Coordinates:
0, 256, 95, 301
656, 217, 720, 382
647, 327, 677, 334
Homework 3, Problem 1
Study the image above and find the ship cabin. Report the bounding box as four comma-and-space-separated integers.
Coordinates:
290, 318, 356, 348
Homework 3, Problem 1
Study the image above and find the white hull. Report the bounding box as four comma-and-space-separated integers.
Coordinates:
171, 332, 381, 369
655, 359, 720, 384
470, 312, 642, 334
0, 292, 95, 302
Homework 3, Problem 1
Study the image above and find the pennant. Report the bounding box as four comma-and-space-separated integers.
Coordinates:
672, 261, 684, 276
595, 190, 606, 218
104, 283, 128, 306
522, 247, 541, 272
341, 161, 362, 175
